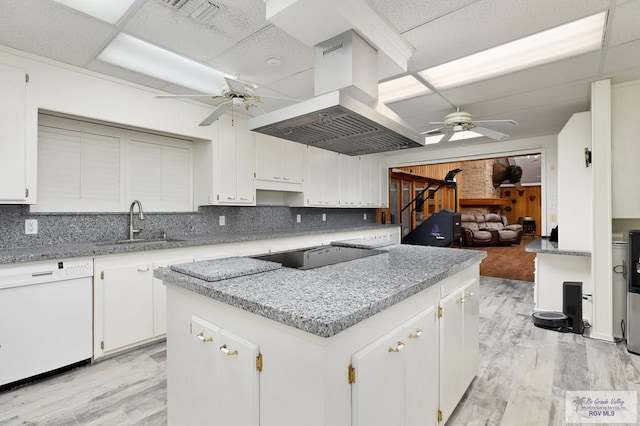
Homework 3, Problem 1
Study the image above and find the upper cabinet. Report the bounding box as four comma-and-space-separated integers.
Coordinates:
195, 114, 255, 206
612, 80, 640, 218
360, 156, 388, 208
339, 154, 360, 207
0, 63, 28, 202
254, 133, 304, 190
305, 146, 339, 207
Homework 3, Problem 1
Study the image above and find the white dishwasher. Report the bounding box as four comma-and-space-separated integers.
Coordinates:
0, 258, 93, 389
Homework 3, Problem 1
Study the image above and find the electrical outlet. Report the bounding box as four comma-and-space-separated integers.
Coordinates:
322, 213, 326, 222
25, 219, 38, 235
296, 214, 301, 223
219, 215, 226, 226
363, 213, 367, 220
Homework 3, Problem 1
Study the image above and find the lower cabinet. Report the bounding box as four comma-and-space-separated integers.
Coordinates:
190, 316, 260, 426
94, 255, 194, 358
351, 306, 439, 426
439, 278, 479, 424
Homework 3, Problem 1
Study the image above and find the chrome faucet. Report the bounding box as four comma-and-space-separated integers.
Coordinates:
129, 200, 145, 240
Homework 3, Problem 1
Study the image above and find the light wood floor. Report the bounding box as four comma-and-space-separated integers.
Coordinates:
1, 277, 639, 425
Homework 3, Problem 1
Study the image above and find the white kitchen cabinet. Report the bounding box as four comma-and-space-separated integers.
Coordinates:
306, 146, 339, 206
188, 316, 260, 426
0, 63, 28, 202
94, 253, 194, 358
101, 263, 154, 353
351, 306, 439, 426
254, 133, 304, 190
195, 114, 255, 206
339, 154, 360, 207
359, 156, 387, 208
439, 278, 479, 424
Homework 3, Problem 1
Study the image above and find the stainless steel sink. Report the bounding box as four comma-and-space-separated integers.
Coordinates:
95, 238, 183, 246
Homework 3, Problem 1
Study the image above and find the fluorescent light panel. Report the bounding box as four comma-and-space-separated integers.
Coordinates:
419, 12, 606, 89
423, 131, 483, 145
98, 33, 228, 94
54, 0, 136, 24
378, 75, 431, 104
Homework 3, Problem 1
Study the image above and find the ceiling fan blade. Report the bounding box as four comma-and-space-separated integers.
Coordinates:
156, 94, 223, 99
199, 104, 229, 126
428, 121, 447, 125
472, 119, 518, 126
473, 126, 509, 141
246, 104, 266, 117
225, 77, 249, 94
421, 127, 447, 135
439, 131, 454, 143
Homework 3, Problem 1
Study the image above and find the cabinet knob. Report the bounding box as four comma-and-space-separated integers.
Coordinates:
408, 329, 423, 339
219, 344, 239, 356
196, 332, 213, 343
464, 291, 474, 298
137, 267, 150, 272
227, 197, 236, 200
456, 296, 465, 304
388, 341, 405, 353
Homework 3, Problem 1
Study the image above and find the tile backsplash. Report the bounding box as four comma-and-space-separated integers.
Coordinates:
0, 205, 376, 249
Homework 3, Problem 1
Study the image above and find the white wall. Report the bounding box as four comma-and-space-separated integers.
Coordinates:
384, 135, 558, 235
0, 45, 217, 204
557, 111, 593, 251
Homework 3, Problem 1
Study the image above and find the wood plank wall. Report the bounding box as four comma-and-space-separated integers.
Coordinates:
499, 186, 542, 235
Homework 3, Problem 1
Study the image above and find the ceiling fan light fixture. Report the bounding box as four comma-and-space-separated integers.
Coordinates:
378, 75, 431, 104
98, 33, 227, 94
418, 11, 607, 89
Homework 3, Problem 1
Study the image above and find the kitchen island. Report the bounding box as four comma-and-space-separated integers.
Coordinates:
155, 244, 486, 426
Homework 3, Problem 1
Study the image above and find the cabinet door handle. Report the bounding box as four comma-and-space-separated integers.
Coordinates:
388, 341, 405, 353
239, 197, 248, 201
219, 344, 238, 356
274, 176, 281, 180
408, 329, 423, 339
464, 291, 474, 298
196, 332, 213, 343
227, 197, 236, 200
282, 177, 290, 181
456, 296, 465, 304
137, 267, 150, 272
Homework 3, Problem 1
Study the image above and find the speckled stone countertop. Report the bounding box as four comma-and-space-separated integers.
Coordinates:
155, 245, 486, 338
525, 237, 591, 257
171, 257, 281, 282
0, 225, 398, 265
330, 238, 395, 249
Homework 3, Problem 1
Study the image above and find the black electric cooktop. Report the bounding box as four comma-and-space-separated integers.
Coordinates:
253, 245, 384, 270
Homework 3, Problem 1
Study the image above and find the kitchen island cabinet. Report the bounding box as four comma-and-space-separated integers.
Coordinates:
156, 244, 485, 426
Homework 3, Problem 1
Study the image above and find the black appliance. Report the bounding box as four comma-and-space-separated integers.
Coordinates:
253, 245, 384, 270
627, 230, 640, 353
532, 281, 584, 333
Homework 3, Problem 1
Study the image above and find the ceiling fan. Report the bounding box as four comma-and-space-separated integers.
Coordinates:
157, 77, 300, 126
422, 108, 518, 143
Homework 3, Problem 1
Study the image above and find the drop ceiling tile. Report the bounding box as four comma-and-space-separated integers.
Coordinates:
209, 25, 313, 87
607, 0, 640, 46
440, 52, 601, 107
602, 39, 640, 77
124, 0, 267, 62
263, 67, 315, 100
0, 0, 115, 66
367, 0, 479, 33
404, 0, 610, 70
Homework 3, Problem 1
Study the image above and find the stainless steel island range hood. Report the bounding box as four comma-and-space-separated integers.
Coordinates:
249, 30, 424, 156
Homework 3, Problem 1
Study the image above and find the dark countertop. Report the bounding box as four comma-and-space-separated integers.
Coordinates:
154, 245, 486, 338
525, 237, 591, 256
0, 225, 400, 265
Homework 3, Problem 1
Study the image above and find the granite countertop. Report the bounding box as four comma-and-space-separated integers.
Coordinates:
330, 238, 396, 249
0, 225, 399, 265
154, 245, 486, 338
525, 237, 591, 256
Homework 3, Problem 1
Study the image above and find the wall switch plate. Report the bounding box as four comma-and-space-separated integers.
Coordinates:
322, 213, 326, 222
296, 214, 301, 223
363, 213, 367, 220
219, 215, 226, 226
25, 219, 38, 235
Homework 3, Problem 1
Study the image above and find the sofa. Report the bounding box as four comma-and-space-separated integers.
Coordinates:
461, 213, 523, 246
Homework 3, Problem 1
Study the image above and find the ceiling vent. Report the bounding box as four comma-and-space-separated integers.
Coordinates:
161, 0, 221, 26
